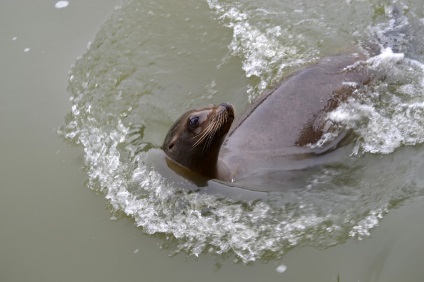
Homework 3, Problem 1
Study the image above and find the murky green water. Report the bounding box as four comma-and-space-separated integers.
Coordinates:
2, 0, 424, 281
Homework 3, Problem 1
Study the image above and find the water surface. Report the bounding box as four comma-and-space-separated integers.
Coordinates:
2, 0, 424, 281
59, 0, 424, 264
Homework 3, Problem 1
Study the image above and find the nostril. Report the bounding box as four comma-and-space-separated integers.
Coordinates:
219, 103, 235, 119
168, 142, 175, 150
220, 102, 229, 108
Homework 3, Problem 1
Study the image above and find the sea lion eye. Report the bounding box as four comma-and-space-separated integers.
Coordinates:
188, 116, 199, 127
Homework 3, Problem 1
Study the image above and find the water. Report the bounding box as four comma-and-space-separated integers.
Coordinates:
58, 0, 424, 264
2, 0, 424, 281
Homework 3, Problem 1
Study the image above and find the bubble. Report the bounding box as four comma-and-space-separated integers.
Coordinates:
55, 1, 69, 9
276, 264, 287, 273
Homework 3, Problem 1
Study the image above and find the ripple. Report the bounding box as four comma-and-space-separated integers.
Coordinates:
59, 0, 424, 263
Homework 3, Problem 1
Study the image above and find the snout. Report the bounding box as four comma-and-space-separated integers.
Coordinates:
218, 102, 235, 119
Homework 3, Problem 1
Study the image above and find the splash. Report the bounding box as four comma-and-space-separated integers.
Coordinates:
328, 48, 424, 155
207, 0, 319, 101
59, 0, 424, 264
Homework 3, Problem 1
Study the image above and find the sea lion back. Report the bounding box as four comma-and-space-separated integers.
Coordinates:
218, 53, 373, 182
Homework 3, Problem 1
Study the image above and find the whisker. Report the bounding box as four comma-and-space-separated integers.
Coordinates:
202, 131, 215, 156
193, 121, 215, 148
192, 110, 229, 151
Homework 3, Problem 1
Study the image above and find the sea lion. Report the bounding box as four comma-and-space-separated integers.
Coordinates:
163, 52, 375, 184
161, 4, 411, 186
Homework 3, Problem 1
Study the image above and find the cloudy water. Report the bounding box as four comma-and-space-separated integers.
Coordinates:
59, 0, 424, 263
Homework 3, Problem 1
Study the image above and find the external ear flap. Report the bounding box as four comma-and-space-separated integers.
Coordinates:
168, 135, 179, 150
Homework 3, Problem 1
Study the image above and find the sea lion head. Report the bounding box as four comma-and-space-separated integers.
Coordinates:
163, 103, 235, 177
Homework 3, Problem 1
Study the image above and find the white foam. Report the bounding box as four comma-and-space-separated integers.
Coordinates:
58, 0, 424, 264
207, 0, 315, 101
327, 47, 424, 155
367, 47, 404, 68
349, 208, 387, 239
